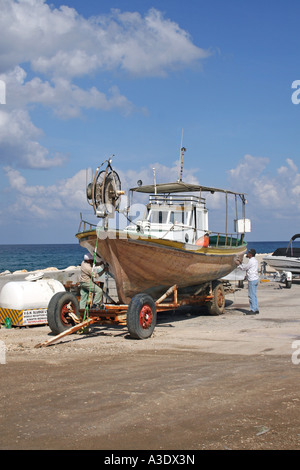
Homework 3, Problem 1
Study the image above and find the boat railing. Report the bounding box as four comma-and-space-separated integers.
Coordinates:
78, 213, 98, 232
209, 232, 245, 247
149, 194, 206, 207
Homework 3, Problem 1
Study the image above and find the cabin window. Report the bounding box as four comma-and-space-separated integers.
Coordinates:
148, 210, 168, 224
170, 211, 184, 225
196, 209, 208, 231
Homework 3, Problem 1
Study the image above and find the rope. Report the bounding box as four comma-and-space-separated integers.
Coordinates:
82, 228, 101, 326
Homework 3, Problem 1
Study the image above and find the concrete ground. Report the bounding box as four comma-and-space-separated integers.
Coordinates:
1, 271, 300, 450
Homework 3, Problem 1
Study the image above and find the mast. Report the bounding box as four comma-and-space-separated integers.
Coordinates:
179, 146, 186, 182
153, 168, 157, 195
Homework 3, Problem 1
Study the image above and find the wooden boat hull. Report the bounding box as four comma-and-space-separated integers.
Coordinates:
76, 229, 246, 304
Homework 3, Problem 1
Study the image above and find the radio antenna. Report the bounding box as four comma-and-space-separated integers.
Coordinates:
178, 129, 186, 182
153, 167, 157, 195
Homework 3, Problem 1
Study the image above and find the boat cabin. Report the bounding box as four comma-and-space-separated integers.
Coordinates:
125, 180, 250, 249
125, 193, 209, 245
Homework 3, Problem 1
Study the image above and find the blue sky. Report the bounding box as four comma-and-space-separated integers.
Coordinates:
0, 0, 300, 244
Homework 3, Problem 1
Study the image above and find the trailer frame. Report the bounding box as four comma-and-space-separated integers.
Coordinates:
35, 280, 225, 348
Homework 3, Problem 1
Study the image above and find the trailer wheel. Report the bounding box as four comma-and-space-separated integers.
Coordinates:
127, 293, 157, 339
47, 292, 80, 335
207, 281, 225, 316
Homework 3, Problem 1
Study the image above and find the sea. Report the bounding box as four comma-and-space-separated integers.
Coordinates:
1, 240, 300, 274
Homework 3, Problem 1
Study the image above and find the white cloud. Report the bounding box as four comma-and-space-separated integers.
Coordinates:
228, 154, 269, 182
97, 8, 210, 77
0, 0, 80, 73
228, 154, 300, 215
0, 1, 209, 77
2, 166, 87, 219
0, 1, 210, 169
0, 108, 67, 168
1, 65, 135, 119
0, 3, 208, 78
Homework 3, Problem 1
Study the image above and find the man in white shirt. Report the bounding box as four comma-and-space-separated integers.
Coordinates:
237, 248, 259, 315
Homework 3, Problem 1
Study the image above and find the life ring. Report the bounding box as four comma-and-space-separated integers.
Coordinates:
195, 235, 209, 247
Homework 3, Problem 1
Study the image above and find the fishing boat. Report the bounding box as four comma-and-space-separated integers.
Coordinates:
76, 150, 250, 305
263, 234, 300, 275
42, 150, 251, 342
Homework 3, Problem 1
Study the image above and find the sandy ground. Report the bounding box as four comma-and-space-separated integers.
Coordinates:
1, 256, 300, 451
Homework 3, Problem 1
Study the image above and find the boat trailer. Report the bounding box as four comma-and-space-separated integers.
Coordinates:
261, 262, 297, 289
35, 280, 226, 348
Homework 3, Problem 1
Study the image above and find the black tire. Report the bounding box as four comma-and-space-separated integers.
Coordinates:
207, 281, 225, 316
285, 280, 292, 289
127, 293, 157, 339
47, 291, 80, 335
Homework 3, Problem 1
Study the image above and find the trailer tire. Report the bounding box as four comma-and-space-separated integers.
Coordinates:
47, 292, 80, 335
127, 293, 157, 339
207, 281, 225, 316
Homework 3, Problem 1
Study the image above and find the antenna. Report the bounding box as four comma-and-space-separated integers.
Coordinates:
153, 167, 157, 195
179, 146, 186, 182
178, 129, 186, 182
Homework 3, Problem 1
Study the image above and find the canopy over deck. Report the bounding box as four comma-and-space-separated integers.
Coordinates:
130, 181, 246, 198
